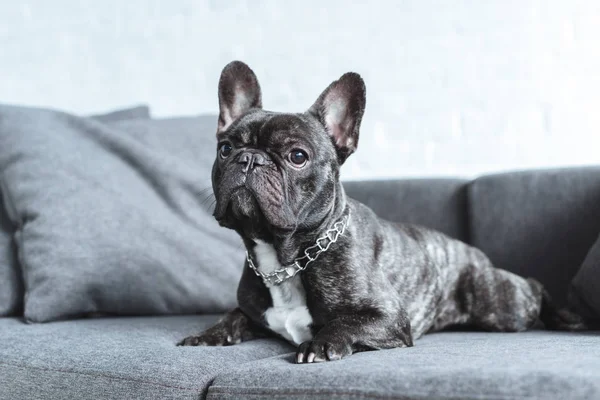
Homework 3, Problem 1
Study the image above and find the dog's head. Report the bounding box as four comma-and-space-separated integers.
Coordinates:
211, 61, 366, 240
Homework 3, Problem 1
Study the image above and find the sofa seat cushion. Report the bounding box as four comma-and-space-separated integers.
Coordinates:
207, 331, 600, 400
0, 315, 293, 400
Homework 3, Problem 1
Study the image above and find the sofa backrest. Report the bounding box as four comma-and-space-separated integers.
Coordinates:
468, 167, 600, 307
343, 179, 469, 242
343, 166, 600, 306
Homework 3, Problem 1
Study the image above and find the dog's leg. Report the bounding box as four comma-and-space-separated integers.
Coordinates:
457, 263, 544, 332
177, 308, 270, 346
296, 308, 413, 363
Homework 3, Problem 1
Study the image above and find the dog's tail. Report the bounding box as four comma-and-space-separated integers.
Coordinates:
538, 287, 597, 331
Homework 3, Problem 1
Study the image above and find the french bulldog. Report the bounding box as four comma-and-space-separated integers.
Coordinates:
178, 61, 585, 363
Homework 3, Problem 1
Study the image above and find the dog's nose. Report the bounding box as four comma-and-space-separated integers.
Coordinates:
238, 151, 268, 173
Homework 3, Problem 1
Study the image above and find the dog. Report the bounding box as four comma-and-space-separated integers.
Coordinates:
178, 61, 585, 363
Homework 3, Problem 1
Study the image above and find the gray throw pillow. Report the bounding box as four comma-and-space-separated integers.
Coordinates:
569, 234, 600, 320
0, 190, 21, 316
1, 105, 243, 323
89, 105, 150, 122
0, 105, 152, 317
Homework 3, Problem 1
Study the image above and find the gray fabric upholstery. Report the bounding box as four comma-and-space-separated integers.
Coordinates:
89, 105, 151, 122
2, 315, 597, 400
468, 167, 600, 306
0, 190, 21, 316
1, 105, 598, 399
0, 105, 243, 322
208, 330, 600, 400
0, 315, 294, 400
0, 105, 152, 317
569, 233, 600, 320
343, 179, 469, 242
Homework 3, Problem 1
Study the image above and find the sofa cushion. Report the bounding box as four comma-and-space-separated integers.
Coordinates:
0, 191, 21, 316
0, 315, 293, 400
569, 233, 600, 320
207, 330, 600, 400
468, 167, 600, 306
0, 105, 152, 317
343, 179, 469, 242
89, 105, 150, 122
0, 105, 245, 322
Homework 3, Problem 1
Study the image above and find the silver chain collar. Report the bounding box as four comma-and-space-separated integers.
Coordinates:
246, 211, 351, 286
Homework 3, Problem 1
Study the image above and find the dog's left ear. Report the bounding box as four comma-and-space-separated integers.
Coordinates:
309, 72, 366, 164
217, 61, 262, 134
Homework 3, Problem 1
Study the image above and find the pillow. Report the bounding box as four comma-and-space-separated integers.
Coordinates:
89, 105, 150, 122
0, 105, 243, 322
569, 234, 600, 320
0, 105, 153, 317
0, 190, 21, 316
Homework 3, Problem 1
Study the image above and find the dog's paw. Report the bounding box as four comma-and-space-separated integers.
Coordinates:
177, 335, 209, 346
296, 338, 352, 363
177, 331, 240, 347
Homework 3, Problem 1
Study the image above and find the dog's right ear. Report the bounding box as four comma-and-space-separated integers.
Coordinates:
217, 61, 262, 135
308, 72, 366, 164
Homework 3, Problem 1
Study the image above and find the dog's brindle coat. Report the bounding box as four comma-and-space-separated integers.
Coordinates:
178, 61, 585, 363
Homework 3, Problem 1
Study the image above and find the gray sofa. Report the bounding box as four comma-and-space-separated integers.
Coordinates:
2, 167, 600, 399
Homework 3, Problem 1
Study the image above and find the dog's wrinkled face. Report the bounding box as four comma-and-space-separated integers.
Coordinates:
211, 61, 366, 240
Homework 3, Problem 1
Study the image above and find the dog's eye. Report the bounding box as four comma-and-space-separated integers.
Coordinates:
288, 150, 308, 166
219, 143, 233, 158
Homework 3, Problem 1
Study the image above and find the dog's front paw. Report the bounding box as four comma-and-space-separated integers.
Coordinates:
296, 338, 352, 363
177, 329, 239, 347
177, 335, 206, 346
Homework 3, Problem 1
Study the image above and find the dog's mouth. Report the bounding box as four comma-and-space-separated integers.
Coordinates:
213, 183, 298, 235
214, 187, 256, 222
213, 186, 278, 239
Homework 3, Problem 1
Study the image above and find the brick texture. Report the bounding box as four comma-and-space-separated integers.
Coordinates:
1, 1, 599, 179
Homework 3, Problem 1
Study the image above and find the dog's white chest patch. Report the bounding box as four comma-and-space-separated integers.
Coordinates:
253, 241, 314, 346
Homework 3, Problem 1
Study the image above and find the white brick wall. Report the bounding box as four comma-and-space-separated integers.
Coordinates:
1, 1, 599, 180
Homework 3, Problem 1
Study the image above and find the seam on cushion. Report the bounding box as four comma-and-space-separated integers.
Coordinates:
207, 386, 535, 400
208, 386, 412, 399
203, 350, 294, 396
0, 349, 299, 398
199, 348, 298, 398
0, 360, 204, 392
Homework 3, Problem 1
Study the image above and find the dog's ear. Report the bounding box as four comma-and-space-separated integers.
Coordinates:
217, 61, 262, 134
309, 72, 366, 164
